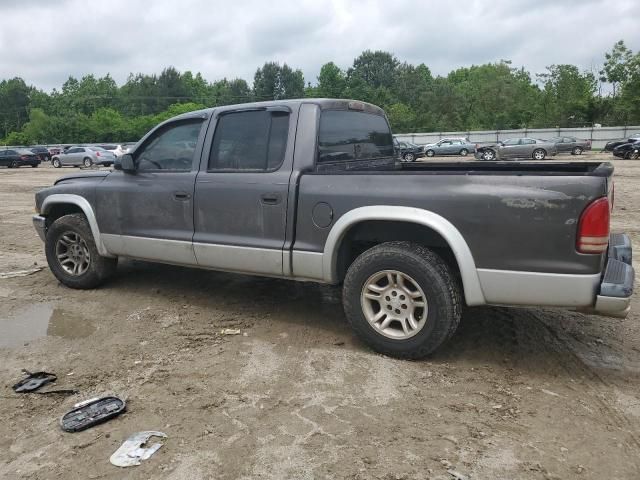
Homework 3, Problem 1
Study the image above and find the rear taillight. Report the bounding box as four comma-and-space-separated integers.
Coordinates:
576, 197, 610, 254
20, 155, 28, 160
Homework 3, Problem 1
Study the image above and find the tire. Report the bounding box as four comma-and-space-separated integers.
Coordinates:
459, 149, 468, 156
425, 150, 435, 157
482, 149, 496, 161
403, 153, 415, 162
624, 152, 631, 160
631, 150, 640, 160
31, 164, 38, 168
10, 161, 19, 168
45, 214, 117, 289
342, 241, 461, 359
83, 157, 93, 168
52, 158, 61, 168
572, 147, 583, 155
532, 149, 546, 160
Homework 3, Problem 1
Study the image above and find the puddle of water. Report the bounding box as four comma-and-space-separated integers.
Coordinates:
0, 304, 95, 348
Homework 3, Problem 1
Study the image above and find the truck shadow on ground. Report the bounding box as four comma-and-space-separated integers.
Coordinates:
107, 260, 630, 376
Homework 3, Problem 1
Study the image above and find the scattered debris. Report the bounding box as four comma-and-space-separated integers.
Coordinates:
110, 431, 167, 467
0, 267, 43, 279
541, 389, 561, 397
447, 470, 469, 480
13, 370, 77, 395
13, 370, 56, 393
61, 396, 126, 432
220, 328, 241, 335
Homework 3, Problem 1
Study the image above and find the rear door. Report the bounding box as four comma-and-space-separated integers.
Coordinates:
192, 106, 296, 276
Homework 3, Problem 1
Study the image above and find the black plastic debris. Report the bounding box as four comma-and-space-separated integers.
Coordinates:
13, 370, 57, 392
60, 396, 126, 432
12, 370, 78, 395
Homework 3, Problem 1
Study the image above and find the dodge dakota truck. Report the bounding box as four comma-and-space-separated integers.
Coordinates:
33, 99, 634, 359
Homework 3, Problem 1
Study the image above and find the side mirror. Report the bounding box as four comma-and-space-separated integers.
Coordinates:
116, 154, 135, 172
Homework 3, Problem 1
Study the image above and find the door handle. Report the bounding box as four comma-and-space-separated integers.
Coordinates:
260, 193, 281, 205
173, 191, 191, 201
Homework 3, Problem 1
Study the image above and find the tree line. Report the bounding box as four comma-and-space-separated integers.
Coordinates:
1, 40, 639, 145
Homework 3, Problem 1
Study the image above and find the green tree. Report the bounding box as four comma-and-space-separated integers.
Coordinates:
600, 40, 633, 97
253, 62, 304, 100
317, 62, 346, 98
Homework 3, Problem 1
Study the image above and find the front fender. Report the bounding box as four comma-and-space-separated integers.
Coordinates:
40, 193, 113, 257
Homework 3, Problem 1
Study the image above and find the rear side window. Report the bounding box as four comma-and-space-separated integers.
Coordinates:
208, 110, 289, 171
318, 110, 393, 163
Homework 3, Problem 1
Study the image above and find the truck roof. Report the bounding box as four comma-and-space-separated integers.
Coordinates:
173, 98, 386, 122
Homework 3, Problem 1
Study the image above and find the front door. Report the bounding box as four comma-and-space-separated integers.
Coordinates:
192, 107, 295, 276
95, 118, 207, 265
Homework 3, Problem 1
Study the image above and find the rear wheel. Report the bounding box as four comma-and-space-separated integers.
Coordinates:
31, 164, 38, 168
83, 157, 92, 168
45, 214, 117, 289
532, 149, 546, 160
342, 241, 461, 359
572, 146, 583, 155
459, 148, 468, 156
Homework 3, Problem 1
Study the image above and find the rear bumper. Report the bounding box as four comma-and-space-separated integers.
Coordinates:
33, 215, 46, 242
582, 233, 634, 318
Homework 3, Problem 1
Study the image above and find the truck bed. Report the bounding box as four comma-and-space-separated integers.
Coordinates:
315, 160, 613, 177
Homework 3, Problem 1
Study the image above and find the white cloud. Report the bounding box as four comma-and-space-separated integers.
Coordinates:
0, 0, 637, 91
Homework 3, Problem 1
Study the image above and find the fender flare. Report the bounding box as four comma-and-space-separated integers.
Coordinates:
322, 206, 486, 306
41, 194, 113, 257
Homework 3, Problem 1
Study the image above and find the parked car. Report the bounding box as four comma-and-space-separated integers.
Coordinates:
475, 138, 558, 161
0, 148, 41, 168
30, 146, 52, 162
394, 139, 424, 162
51, 146, 116, 168
48, 146, 63, 156
32, 99, 632, 359
604, 134, 640, 152
548, 136, 591, 155
612, 140, 640, 159
423, 138, 476, 157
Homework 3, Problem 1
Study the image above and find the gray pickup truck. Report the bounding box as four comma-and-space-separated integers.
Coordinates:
33, 99, 634, 359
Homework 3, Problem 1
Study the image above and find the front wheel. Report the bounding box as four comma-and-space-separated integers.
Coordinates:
45, 214, 117, 289
10, 161, 19, 168
52, 158, 61, 168
403, 153, 415, 162
572, 147, 583, 155
482, 149, 496, 161
425, 150, 435, 157
83, 157, 93, 168
31, 164, 39, 168
342, 241, 461, 359
459, 148, 468, 156
532, 149, 546, 160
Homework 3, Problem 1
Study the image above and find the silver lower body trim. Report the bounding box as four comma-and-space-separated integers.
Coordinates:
33, 215, 46, 242
194, 242, 283, 276
291, 250, 324, 281
102, 234, 198, 266
477, 268, 600, 307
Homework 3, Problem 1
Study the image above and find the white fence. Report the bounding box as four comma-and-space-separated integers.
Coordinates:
394, 126, 640, 150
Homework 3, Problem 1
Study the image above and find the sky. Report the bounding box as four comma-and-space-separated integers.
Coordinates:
0, 0, 637, 91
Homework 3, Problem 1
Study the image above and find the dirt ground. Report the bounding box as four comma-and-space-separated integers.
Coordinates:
1, 153, 639, 480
